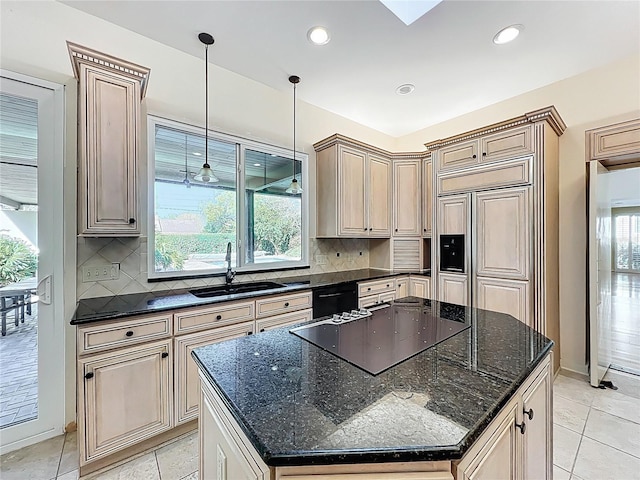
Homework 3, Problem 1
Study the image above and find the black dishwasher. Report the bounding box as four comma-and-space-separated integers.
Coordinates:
312, 282, 358, 318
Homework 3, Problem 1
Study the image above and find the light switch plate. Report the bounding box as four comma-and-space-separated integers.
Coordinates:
82, 263, 120, 282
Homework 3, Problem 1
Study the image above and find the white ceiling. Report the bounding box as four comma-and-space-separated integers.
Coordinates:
64, 1, 639, 137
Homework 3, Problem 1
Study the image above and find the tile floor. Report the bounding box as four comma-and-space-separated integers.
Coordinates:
0, 370, 638, 479
0, 305, 38, 428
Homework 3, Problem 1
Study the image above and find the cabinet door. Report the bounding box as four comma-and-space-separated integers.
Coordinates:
476, 277, 530, 326
78, 339, 172, 463
422, 159, 433, 236
438, 273, 468, 306
396, 277, 409, 298
438, 139, 479, 172
459, 403, 518, 480
410, 277, 431, 299
438, 195, 468, 235
368, 154, 392, 236
174, 322, 253, 425
393, 160, 421, 236
588, 118, 640, 161
480, 125, 533, 163
80, 65, 139, 235
475, 188, 530, 279
337, 146, 367, 235
521, 362, 552, 480
200, 379, 269, 480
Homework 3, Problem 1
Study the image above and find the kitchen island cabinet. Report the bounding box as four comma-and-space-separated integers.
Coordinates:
193, 297, 553, 480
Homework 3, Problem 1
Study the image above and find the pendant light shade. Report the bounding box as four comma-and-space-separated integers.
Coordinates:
196, 32, 219, 183
285, 75, 302, 194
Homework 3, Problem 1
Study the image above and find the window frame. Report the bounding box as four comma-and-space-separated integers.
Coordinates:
147, 115, 309, 280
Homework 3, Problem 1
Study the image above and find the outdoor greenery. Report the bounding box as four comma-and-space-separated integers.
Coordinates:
0, 235, 37, 287
254, 195, 301, 256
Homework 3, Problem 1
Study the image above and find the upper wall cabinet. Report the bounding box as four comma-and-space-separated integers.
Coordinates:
315, 136, 392, 238
68, 42, 150, 237
587, 118, 640, 167
393, 159, 422, 236
435, 125, 533, 173
422, 159, 433, 236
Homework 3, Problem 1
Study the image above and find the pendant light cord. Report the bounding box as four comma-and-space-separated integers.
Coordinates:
204, 43, 209, 169
293, 80, 296, 180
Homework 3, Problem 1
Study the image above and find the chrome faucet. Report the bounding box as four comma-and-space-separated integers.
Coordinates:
225, 242, 236, 285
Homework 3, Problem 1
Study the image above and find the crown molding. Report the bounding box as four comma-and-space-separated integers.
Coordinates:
313, 133, 430, 160
424, 106, 566, 151
67, 41, 151, 100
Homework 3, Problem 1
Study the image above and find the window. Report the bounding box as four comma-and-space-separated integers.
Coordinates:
148, 117, 307, 279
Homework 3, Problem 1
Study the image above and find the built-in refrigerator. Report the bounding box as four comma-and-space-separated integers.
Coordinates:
436, 186, 532, 326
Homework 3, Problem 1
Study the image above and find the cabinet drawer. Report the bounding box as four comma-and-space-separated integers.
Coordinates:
358, 292, 395, 309
255, 291, 312, 319
256, 308, 313, 333
358, 278, 396, 297
174, 300, 255, 335
77, 313, 172, 355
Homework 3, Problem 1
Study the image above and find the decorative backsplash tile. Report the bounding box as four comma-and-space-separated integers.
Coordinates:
76, 237, 370, 299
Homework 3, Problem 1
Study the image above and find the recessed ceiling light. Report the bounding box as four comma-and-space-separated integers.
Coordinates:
395, 83, 415, 95
307, 26, 330, 45
192, 152, 202, 156
254, 163, 261, 167
493, 24, 523, 45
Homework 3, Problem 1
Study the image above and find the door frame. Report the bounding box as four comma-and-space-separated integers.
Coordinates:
0, 70, 66, 453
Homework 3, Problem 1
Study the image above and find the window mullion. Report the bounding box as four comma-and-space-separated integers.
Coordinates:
237, 144, 245, 269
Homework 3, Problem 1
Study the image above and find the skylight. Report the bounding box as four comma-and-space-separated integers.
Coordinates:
379, 0, 443, 26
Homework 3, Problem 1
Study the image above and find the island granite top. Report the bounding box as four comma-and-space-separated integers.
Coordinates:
192, 297, 553, 467
71, 268, 429, 324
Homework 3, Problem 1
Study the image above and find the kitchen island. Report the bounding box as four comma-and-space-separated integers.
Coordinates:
192, 297, 553, 480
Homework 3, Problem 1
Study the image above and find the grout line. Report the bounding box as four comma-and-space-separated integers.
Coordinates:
55, 432, 66, 478
154, 450, 162, 480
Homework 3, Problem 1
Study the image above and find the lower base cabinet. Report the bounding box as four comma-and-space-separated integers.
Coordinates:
453, 353, 552, 480
198, 353, 552, 480
78, 339, 173, 463
410, 276, 431, 299
438, 273, 468, 306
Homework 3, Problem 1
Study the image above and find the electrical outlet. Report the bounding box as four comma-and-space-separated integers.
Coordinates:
82, 263, 120, 282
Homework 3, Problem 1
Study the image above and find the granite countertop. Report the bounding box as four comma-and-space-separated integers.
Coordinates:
71, 268, 430, 324
192, 297, 553, 467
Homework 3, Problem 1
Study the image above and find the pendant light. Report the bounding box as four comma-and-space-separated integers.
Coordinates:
182, 133, 191, 188
286, 75, 302, 194
194, 32, 219, 183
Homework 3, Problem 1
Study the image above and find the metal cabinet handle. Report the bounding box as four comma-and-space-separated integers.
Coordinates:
482, 152, 487, 156
364, 227, 367, 231
472, 154, 477, 159
515, 421, 526, 434
284, 302, 290, 307
260, 328, 265, 333
367, 287, 371, 291
247, 331, 253, 335
369, 228, 372, 231
125, 330, 134, 337
85, 372, 94, 379
129, 218, 136, 224
524, 408, 534, 420
161, 352, 169, 358
395, 228, 398, 232
216, 314, 222, 320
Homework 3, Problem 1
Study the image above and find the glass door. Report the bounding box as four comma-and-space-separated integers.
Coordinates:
0, 73, 65, 452
613, 210, 640, 273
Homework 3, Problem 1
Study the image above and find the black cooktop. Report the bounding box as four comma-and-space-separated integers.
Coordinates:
290, 300, 470, 375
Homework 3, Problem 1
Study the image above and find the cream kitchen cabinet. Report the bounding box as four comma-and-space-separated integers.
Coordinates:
396, 276, 409, 298
475, 187, 530, 280
358, 277, 396, 308
255, 308, 312, 333
410, 276, 431, 299
436, 126, 533, 174
438, 194, 468, 236
78, 338, 173, 464
393, 159, 422, 236
587, 118, 640, 167
438, 273, 468, 306
423, 159, 433, 236
454, 354, 552, 480
174, 321, 254, 425
315, 137, 391, 238
476, 277, 530, 326
68, 42, 150, 237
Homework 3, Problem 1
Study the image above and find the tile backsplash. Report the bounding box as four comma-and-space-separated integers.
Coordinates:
76, 237, 370, 299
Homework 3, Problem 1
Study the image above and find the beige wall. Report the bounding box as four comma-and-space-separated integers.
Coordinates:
3, 0, 638, 427
396, 54, 640, 375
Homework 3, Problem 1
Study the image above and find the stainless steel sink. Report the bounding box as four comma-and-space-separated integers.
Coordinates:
190, 281, 286, 298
